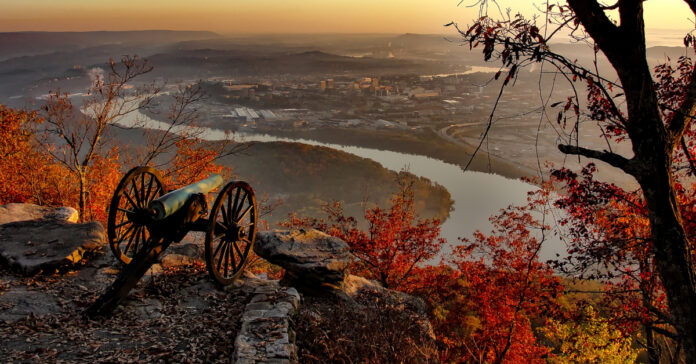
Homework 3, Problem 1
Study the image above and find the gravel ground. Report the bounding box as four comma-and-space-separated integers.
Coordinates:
0, 252, 253, 363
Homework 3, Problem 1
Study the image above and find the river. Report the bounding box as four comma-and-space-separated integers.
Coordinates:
114, 109, 566, 262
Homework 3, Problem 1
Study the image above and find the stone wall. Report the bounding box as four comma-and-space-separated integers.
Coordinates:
234, 280, 301, 364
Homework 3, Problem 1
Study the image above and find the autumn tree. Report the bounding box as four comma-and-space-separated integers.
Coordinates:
453, 189, 562, 364
455, 0, 696, 360
40, 56, 241, 222
41, 55, 158, 221
550, 163, 683, 362
0, 105, 47, 204
540, 305, 640, 364
283, 172, 446, 290
129, 82, 245, 188
0, 104, 76, 207
407, 187, 563, 363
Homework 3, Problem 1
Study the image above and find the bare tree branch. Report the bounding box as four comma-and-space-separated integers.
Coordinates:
566, 0, 620, 60
558, 144, 633, 172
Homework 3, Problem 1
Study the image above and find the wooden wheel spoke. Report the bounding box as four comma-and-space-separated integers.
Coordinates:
230, 188, 242, 220
122, 191, 139, 210
240, 237, 252, 253
217, 241, 228, 271
117, 207, 134, 214
139, 174, 145, 203
117, 224, 136, 244
221, 200, 229, 225
229, 243, 238, 272
114, 219, 133, 230
234, 193, 248, 218
143, 174, 155, 203
232, 240, 244, 260
116, 204, 128, 225
230, 190, 239, 220
130, 179, 143, 207
213, 238, 226, 258
237, 204, 253, 223
150, 185, 162, 201
224, 242, 232, 277
213, 222, 229, 236
123, 226, 141, 255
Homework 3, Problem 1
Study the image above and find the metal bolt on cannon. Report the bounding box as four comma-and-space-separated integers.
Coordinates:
86, 166, 257, 317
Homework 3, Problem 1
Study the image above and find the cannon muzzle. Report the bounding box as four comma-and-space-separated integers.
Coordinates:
148, 174, 223, 220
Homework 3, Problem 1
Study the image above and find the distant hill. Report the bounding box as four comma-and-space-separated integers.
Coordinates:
139, 48, 431, 79
646, 46, 691, 63
0, 30, 220, 61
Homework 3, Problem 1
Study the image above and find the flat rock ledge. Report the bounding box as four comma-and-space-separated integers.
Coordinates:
254, 229, 354, 293
0, 204, 105, 275
0, 203, 78, 225
234, 280, 301, 364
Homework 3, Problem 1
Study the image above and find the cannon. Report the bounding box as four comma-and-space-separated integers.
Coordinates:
87, 166, 257, 316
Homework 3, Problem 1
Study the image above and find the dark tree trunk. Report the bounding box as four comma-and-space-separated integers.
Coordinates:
640, 260, 662, 364
562, 1, 696, 362
645, 325, 660, 364
78, 170, 86, 223
635, 157, 696, 363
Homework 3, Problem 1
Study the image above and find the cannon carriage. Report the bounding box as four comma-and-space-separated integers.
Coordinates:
87, 166, 257, 316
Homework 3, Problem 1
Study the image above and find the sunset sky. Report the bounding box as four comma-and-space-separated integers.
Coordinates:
0, 0, 693, 43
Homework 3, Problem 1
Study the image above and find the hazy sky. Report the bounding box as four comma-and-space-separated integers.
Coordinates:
0, 0, 692, 42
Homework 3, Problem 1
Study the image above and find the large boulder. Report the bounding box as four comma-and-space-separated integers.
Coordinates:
0, 203, 78, 225
0, 204, 106, 275
254, 229, 354, 293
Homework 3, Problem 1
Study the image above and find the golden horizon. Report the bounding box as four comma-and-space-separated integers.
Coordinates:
0, 0, 691, 44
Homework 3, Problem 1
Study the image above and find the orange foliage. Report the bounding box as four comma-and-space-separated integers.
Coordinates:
0, 105, 44, 204
408, 191, 563, 364
284, 181, 562, 363
164, 138, 231, 189
1, 102, 229, 225
283, 173, 446, 290
0, 105, 73, 207
84, 147, 123, 223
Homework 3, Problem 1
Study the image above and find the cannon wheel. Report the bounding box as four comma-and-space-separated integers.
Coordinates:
108, 166, 167, 265
205, 181, 257, 285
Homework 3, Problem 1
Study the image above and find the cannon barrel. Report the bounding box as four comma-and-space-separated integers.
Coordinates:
148, 174, 223, 220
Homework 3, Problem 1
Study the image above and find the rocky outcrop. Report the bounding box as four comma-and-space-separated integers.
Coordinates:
254, 229, 353, 293
252, 229, 436, 361
343, 274, 428, 314
0, 204, 106, 275
342, 274, 435, 341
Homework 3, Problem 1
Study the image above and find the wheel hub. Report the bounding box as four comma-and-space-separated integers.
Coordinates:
127, 208, 154, 226
225, 224, 246, 242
